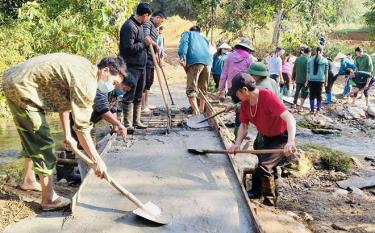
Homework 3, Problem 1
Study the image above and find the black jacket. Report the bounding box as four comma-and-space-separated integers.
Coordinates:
119, 16, 147, 69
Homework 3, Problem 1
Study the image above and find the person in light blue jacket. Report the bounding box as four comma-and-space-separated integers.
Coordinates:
178, 26, 212, 115
337, 53, 356, 96
211, 43, 231, 89
307, 47, 328, 114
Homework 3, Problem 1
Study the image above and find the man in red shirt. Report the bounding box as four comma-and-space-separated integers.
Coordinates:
229, 73, 296, 206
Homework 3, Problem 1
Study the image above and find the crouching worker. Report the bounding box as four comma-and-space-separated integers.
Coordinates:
62, 75, 134, 182
2, 53, 129, 211
228, 73, 296, 206
345, 68, 375, 106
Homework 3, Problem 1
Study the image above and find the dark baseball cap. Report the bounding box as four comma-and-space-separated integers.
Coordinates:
230, 73, 256, 100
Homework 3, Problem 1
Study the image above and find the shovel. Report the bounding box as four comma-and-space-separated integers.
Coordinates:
158, 54, 175, 105
149, 44, 172, 131
197, 109, 226, 124
188, 148, 285, 155
71, 146, 168, 225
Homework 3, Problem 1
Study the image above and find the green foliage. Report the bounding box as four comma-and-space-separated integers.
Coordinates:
0, 0, 138, 117
221, 0, 276, 42
145, 0, 196, 19
0, 0, 137, 64
364, 0, 375, 28
0, 0, 30, 21
301, 144, 353, 174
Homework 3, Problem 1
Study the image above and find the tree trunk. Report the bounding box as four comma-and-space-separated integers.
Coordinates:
272, 0, 284, 46
210, 2, 214, 44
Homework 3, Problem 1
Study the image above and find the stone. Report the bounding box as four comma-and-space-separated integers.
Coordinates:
57, 178, 68, 185
345, 199, 356, 205
363, 119, 375, 129
286, 211, 299, 220
0, 174, 9, 181
368, 105, 375, 117
332, 223, 349, 231
364, 156, 375, 162
351, 156, 362, 168
311, 128, 341, 135
329, 171, 347, 181
302, 212, 314, 222
369, 190, 375, 196
333, 188, 349, 197
303, 181, 312, 188
337, 175, 375, 189
352, 171, 360, 176
347, 106, 366, 119
348, 187, 365, 198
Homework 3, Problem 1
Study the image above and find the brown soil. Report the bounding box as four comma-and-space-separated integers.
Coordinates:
278, 163, 375, 233
0, 181, 78, 232
330, 32, 371, 41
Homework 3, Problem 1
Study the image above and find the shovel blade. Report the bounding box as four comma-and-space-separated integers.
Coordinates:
186, 114, 210, 129
187, 149, 205, 155
133, 201, 168, 225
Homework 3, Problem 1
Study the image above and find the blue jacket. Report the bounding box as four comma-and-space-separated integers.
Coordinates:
338, 58, 356, 75
211, 52, 228, 76
178, 31, 212, 66
307, 55, 328, 82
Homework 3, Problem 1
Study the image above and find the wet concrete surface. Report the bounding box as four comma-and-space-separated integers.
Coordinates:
60, 130, 255, 232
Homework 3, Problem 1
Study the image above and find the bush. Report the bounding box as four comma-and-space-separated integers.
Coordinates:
300, 144, 353, 174
0, 0, 138, 117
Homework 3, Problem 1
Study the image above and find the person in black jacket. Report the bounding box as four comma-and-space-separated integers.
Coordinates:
119, 3, 156, 131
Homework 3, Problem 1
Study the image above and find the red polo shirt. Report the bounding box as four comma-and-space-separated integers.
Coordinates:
240, 89, 287, 137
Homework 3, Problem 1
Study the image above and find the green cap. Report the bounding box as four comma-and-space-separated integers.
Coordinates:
248, 62, 269, 77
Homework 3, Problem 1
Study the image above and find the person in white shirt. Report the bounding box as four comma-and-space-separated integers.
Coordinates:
268, 46, 285, 85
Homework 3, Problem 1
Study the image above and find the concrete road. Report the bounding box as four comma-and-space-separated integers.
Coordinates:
60, 130, 256, 233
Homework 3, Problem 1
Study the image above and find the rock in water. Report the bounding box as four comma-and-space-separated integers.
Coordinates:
332, 223, 349, 231
368, 105, 375, 117
347, 106, 366, 119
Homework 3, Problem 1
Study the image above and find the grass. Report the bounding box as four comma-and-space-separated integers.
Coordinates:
0, 159, 24, 182
300, 144, 353, 174
297, 119, 333, 130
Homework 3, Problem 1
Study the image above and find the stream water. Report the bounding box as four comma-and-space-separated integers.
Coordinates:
0, 115, 108, 164
246, 124, 375, 158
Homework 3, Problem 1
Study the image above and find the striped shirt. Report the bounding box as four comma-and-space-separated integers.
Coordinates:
143, 19, 159, 67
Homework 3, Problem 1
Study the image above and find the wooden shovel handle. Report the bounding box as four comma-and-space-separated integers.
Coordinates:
199, 109, 226, 123
149, 44, 172, 128
205, 149, 285, 154
70, 146, 145, 209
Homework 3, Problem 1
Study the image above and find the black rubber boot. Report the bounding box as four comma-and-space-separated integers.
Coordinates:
247, 169, 262, 199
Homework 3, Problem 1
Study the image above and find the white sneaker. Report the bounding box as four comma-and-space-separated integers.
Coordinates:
147, 105, 156, 110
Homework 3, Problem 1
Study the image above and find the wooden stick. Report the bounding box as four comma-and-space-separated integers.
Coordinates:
158, 56, 175, 105
149, 45, 171, 129
192, 149, 285, 155
199, 90, 235, 141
